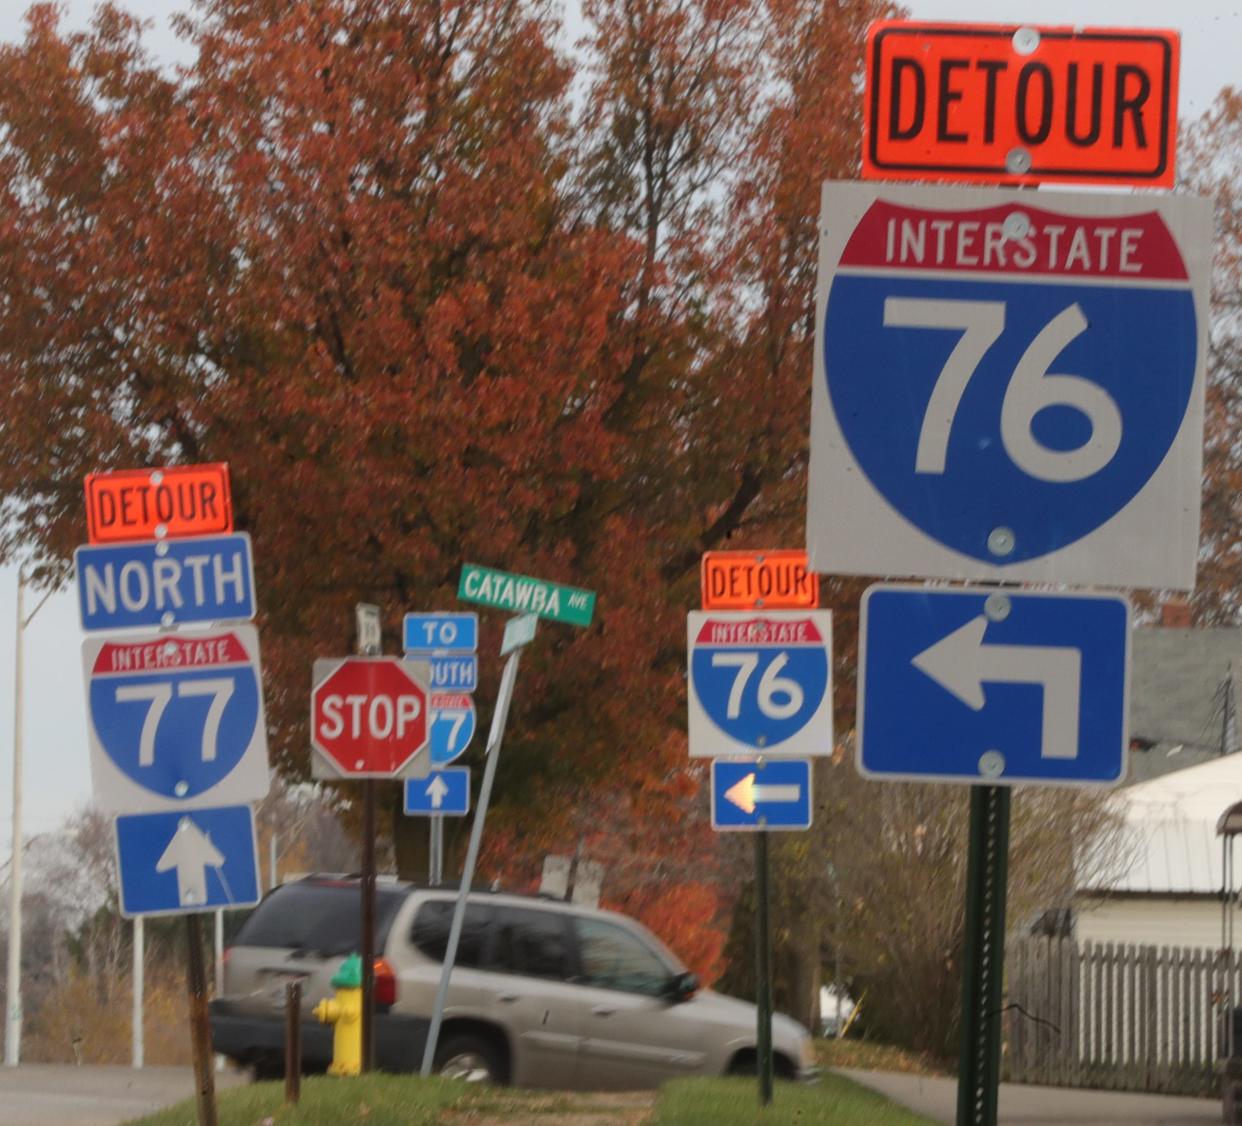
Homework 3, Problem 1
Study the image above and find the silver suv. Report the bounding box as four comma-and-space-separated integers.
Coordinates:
211, 876, 816, 1089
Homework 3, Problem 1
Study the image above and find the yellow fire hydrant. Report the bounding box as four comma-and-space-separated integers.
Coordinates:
313, 953, 364, 1077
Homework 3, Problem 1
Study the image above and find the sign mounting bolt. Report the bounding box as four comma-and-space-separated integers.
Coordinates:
1013, 27, 1040, 56
987, 528, 1016, 557
174, 781, 189, 797
978, 751, 1005, 778
1005, 147, 1032, 175
1002, 212, 1031, 240
984, 594, 1011, 622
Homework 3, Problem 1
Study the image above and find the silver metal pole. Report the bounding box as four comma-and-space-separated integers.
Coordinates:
132, 916, 144, 1069
5, 571, 24, 1068
269, 835, 277, 891
420, 649, 521, 1076
430, 817, 444, 885
214, 910, 225, 1072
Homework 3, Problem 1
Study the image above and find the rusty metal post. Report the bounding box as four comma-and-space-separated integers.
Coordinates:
185, 914, 218, 1126
284, 979, 302, 1104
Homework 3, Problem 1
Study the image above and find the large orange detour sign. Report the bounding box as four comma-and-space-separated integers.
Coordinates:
85, 463, 233, 544
863, 21, 1179, 187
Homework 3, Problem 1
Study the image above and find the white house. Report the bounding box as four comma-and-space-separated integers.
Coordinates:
1075, 752, 1242, 950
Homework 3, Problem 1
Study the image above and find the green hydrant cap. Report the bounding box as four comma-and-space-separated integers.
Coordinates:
331, 953, 363, 989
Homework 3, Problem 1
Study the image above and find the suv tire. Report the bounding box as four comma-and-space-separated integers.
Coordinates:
434, 1033, 502, 1084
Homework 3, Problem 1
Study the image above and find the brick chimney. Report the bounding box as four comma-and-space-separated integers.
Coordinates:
1160, 598, 1193, 628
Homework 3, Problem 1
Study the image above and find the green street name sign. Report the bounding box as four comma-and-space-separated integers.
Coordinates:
458, 564, 595, 628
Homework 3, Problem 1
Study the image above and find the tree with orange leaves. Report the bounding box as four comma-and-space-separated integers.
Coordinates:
0, 0, 891, 1017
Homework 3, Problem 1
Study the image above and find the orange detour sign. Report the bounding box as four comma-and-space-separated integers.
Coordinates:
864, 21, 1179, 187
701, 551, 819, 611
85, 463, 233, 544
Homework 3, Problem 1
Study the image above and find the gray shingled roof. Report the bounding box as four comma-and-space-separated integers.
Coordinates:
1128, 627, 1242, 764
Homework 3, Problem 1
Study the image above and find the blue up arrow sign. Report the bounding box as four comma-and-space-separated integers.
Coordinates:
114, 805, 261, 917
404, 768, 470, 817
711, 759, 811, 831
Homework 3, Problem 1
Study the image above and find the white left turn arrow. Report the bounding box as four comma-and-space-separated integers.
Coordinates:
157, 818, 226, 907
425, 775, 450, 809
723, 773, 802, 814
912, 616, 1081, 760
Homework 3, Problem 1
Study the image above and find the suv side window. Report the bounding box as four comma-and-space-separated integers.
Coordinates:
489, 906, 572, 981
572, 917, 672, 996
410, 901, 491, 968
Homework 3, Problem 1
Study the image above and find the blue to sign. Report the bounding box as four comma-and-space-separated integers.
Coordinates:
114, 805, 260, 917
858, 584, 1130, 786
404, 768, 470, 816
403, 613, 478, 654
711, 760, 811, 831
429, 695, 476, 766
76, 533, 256, 631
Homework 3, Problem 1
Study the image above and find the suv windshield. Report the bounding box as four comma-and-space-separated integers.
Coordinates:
233, 882, 409, 958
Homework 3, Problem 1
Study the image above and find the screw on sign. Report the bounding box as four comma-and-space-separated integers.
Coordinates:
311, 658, 430, 778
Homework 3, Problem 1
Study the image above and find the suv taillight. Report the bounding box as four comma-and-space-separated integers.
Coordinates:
374, 958, 397, 1008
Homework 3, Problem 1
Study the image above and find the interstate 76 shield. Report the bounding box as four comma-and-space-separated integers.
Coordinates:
84, 626, 270, 813
687, 612, 833, 758
807, 182, 1212, 591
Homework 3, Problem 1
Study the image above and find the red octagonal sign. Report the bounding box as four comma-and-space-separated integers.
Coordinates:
311, 658, 429, 778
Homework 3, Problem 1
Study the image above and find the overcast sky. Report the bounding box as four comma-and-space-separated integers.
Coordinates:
0, 0, 1236, 853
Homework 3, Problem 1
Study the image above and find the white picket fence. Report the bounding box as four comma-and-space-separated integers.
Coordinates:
1006, 936, 1238, 1096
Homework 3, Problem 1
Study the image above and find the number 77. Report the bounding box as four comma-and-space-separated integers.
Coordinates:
115, 677, 235, 766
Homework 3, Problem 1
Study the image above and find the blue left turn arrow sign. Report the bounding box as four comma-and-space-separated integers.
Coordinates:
711, 759, 812, 831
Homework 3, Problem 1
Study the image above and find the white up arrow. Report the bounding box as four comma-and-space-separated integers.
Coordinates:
157, 818, 226, 907
912, 616, 1081, 760
425, 774, 450, 810
723, 773, 802, 814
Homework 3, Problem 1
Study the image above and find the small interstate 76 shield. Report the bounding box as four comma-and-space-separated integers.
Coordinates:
808, 181, 1211, 591
687, 611, 833, 758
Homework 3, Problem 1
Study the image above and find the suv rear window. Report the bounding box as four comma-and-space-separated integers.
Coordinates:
233, 882, 409, 957
410, 901, 491, 968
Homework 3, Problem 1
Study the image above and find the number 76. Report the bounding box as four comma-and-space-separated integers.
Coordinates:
710, 653, 804, 720
884, 298, 1121, 483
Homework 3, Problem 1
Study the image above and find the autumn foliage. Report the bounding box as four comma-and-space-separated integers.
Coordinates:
0, 0, 891, 1000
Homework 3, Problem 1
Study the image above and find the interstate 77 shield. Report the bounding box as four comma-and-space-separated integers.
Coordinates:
84, 626, 270, 813
807, 182, 1212, 591
687, 612, 833, 758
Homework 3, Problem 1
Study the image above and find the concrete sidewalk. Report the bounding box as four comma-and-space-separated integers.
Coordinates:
840, 1068, 1221, 1125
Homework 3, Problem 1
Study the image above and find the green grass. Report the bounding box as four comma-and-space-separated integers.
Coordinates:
128, 1075, 654, 1125
651, 1075, 940, 1125
127, 1071, 937, 1125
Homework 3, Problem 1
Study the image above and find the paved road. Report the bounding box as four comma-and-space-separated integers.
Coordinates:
841, 1068, 1221, 1125
0, 1063, 248, 1126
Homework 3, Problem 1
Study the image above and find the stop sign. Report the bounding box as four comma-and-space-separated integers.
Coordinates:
310, 658, 430, 778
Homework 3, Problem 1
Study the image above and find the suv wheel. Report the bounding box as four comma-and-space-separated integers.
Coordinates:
435, 1034, 501, 1083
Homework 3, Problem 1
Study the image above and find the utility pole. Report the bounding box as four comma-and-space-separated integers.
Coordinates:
5, 568, 53, 1068
5, 570, 24, 1068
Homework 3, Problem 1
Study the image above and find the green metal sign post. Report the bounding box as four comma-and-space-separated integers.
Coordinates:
755, 828, 774, 1106
956, 785, 1011, 1126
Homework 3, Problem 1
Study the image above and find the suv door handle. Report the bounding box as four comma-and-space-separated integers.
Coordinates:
498, 992, 520, 1003
591, 1005, 616, 1017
